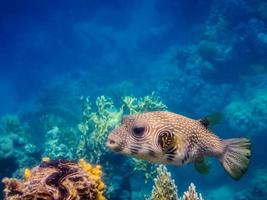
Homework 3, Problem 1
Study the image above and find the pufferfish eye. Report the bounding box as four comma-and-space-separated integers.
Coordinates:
132, 126, 145, 137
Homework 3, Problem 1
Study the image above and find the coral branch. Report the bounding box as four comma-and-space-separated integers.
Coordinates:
148, 165, 178, 200
182, 183, 203, 200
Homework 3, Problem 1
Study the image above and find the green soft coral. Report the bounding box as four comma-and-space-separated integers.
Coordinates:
123, 92, 167, 114
77, 95, 123, 162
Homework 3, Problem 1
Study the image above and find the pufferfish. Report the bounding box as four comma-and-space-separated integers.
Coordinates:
106, 111, 251, 180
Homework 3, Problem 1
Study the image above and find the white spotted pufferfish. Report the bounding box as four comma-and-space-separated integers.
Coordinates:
106, 111, 251, 180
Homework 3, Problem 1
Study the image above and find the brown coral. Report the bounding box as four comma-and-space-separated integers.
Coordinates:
2, 159, 105, 200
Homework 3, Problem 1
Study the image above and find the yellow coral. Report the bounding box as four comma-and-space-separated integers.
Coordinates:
42, 156, 50, 162
97, 181, 105, 191
95, 165, 101, 170
97, 191, 106, 200
79, 159, 93, 172
78, 159, 106, 199
23, 168, 31, 181
90, 175, 101, 182
91, 165, 102, 176
93, 169, 102, 177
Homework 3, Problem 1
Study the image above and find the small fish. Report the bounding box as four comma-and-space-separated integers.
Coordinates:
106, 111, 251, 180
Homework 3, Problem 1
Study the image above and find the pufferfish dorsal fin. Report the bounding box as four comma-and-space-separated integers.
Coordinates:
194, 157, 211, 174
199, 113, 223, 128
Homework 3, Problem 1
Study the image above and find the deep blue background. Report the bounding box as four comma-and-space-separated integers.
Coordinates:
0, 0, 212, 115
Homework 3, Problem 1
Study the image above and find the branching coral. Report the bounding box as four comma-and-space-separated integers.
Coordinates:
182, 183, 203, 200
2, 158, 106, 200
147, 165, 203, 200
148, 165, 178, 200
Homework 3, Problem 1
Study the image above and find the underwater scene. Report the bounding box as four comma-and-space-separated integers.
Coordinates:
0, 0, 267, 199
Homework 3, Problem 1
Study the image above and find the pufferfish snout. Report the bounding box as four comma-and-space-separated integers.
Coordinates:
106, 111, 251, 181
106, 130, 126, 153
106, 134, 117, 149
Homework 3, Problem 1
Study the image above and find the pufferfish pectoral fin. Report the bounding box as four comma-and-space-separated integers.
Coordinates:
194, 157, 211, 174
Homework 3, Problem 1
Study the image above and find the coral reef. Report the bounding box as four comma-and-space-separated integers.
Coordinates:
147, 0, 267, 118
1, 0, 267, 199
234, 168, 267, 200
224, 89, 267, 135
147, 165, 203, 200
40, 112, 82, 160
13, 93, 166, 200
0, 115, 39, 178
2, 158, 105, 200
43, 126, 79, 160
37, 109, 81, 160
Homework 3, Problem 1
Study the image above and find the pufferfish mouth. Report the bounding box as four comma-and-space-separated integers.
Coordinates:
106, 136, 124, 152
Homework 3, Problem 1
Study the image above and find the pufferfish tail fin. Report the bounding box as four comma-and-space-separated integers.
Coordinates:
220, 138, 251, 180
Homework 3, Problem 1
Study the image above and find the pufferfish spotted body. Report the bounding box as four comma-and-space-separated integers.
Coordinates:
106, 111, 251, 180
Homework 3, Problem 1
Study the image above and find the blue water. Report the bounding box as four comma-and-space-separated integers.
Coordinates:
0, 0, 266, 199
